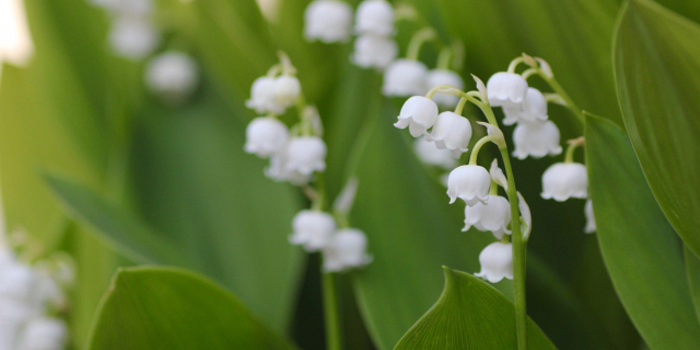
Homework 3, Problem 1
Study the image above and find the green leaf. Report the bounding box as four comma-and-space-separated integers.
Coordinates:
614, 0, 700, 256
585, 114, 700, 349
685, 246, 700, 325
88, 267, 297, 350
395, 267, 555, 349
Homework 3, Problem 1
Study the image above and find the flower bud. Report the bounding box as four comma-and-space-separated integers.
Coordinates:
351, 34, 398, 70
446, 165, 491, 206
486, 72, 528, 108
246, 76, 284, 115
394, 96, 439, 137
427, 112, 472, 158
304, 0, 353, 43
426, 70, 464, 108
475, 242, 513, 283
108, 18, 159, 61
382, 59, 428, 97
413, 137, 457, 170
289, 210, 337, 252
285, 136, 327, 175
541, 162, 588, 201
354, 0, 394, 36
463, 195, 511, 239
244, 117, 289, 158
512, 120, 562, 160
16, 317, 67, 350
273, 75, 302, 109
502, 87, 548, 125
144, 51, 199, 103
323, 229, 373, 272
585, 199, 596, 233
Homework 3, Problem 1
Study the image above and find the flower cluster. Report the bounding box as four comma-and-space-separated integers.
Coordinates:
89, 0, 160, 60
0, 234, 73, 350
244, 55, 371, 272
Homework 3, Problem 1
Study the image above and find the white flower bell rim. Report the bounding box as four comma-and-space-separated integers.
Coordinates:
475, 242, 513, 283
354, 0, 394, 36
512, 120, 562, 160
289, 210, 337, 252
304, 0, 353, 43
273, 75, 302, 109
463, 195, 512, 239
446, 165, 491, 206
394, 96, 439, 137
425, 69, 464, 108
351, 34, 398, 70
244, 117, 289, 158
144, 51, 200, 100
323, 228, 373, 272
585, 199, 596, 233
427, 111, 472, 158
502, 87, 548, 125
486, 72, 528, 108
413, 137, 457, 170
245, 76, 285, 115
108, 17, 159, 61
541, 162, 588, 201
284, 136, 328, 175
382, 59, 428, 97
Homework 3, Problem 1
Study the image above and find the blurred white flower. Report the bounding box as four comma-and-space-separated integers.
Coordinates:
102, 0, 153, 18
475, 242, 513, 283
585, 199, 596, 233
413, 137, 457, 169
246, 76, 284, 115
446, 165, 490, 206
323, 229, 373, 272
289, 210, 336, 252
273, 75, 301, 110
463, 195, 511, 239
265, 151, 313, 186
354, 0, 394, 36
502, 87, 548, 125
394, 96, 439, 137
244, 117, 289, 158
512, 120, 562, 160
486, 72, 528, 108
108, 17, 159, 61
351, 34, 397, 70
144, 51, 199, 103
284, 136, 327, 175
0, 262, 36, 300
304, 0, 353, 43
382, 59, 428, 97
425, 69, 464, 108
541, 162, 588, 201
427, 111, 472, 158
16, 317, 67, 350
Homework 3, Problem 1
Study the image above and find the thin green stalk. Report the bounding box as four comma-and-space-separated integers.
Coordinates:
407, 28, 436, 61
322, 270, 343, 350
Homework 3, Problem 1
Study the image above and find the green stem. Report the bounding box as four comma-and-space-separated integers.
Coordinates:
469, 136, 496, 165
437, 47, 453, 70
322, 270, 343, 350
407, 27, 436, 61
536, 73, 585, 125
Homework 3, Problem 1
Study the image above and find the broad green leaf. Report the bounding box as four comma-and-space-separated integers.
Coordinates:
88, 267, 297, 350
614, 0, 700, 256
395, 267, 556, 349
685, 246, 700, 325
585, 114, 700, 349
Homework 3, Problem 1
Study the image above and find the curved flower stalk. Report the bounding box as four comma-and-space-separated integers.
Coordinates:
243, 53, 371, 350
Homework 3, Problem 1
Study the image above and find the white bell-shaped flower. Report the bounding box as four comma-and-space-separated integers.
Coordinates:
304, 0, 353, 43
502, 87, 548, 125
413, 137, 457, 170
289, 210, 336, 252
462, 195, 511, 239
394, 96, 439, 137
585, 199, 596, 233
108, 18, 159, 61
265, 150, 313, 186
246, 76, 284, 115
541, 162, 588, 201
244, 117, 289, 158
284, 136, 327, 175
354, 0, 394, 36
273, 75, 302, 110
144, 51, 199, 102
427, 112, 472, 158
351, 34, 398, 70
426, 69, 464, 108
16, 317, 67, 350
382, 59, 428, 97
323, 229, 373, 272
475, 242, 513, 283
0, 262, 36, 300
512, 120, 562, 159
446, 165, 491, 206
486, 72, 528, 108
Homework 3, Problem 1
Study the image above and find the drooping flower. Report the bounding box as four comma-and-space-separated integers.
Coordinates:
541, 162, 588, 201
273, 75, 302, 110
427, 112, 472, 158
446, 165, 491, 206
304, 0, 353, 43
425, 69, 464, 108
394, 96, 439, 137
486, 72, 528, 108
354, 0, 394, 36
413, 137, 457, 170
144, 51, 199, 102
351, 34, 398, 70
289, 210, 337, 252
463, 195, 511, 239
284, 136, 327, 175
15, 317, 67, 350
245, 76, 284, 115
108, 18, 159, 60
502, 87, 548, 125
265, 151, 313, 186
323, 229, 373, 272
244, 117, 289, 158
512, 120, 562, 160
382, 59, 428, 97
475, 242, 513, 283
585, 199, 596, 233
